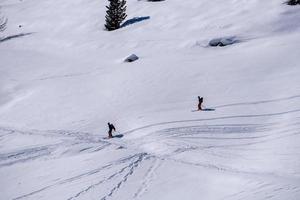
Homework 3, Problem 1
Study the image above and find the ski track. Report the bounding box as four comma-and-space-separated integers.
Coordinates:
0, 138, 110, 168
123, 109, 300, 135
0, 145, 53, 167
13, 153, 144, 200
133, 158, 162, 199
99, 153, 148, 200
221, 179, 300, 200
213, 94, 300, 109
66, 153, 147, 200
1, 95, 300, 200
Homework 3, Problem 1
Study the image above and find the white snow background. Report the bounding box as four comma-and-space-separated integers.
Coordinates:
0, 0, 300, 199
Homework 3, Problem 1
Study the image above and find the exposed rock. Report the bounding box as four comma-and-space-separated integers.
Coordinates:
209, 37, 237, 47
124, 54, 139, 62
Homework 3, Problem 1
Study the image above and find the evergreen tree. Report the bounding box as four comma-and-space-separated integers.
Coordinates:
0, 9, 7, 32
105, 0, 127, 31
287, 0, 300, 5
0, 17, 7, 32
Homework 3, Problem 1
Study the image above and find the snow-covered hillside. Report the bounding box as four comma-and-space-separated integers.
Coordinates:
1, 0, 300, 199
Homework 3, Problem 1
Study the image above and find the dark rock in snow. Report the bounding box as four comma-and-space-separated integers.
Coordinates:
209, 37, 237, 47
209, 38, 222, 47
124, 54, 139, 62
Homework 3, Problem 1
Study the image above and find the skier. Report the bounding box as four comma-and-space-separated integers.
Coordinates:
198, 96, 203, 110
107, 122, 116, 138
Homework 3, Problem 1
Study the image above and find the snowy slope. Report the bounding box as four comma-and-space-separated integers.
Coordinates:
1, 0, 300, 199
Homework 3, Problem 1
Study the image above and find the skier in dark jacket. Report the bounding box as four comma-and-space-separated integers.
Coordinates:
198, 96, 203, 110
107, 122, 116, 138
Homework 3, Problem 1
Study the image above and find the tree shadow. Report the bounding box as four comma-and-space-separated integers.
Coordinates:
0, 33, 33, 43
121, 16, 150, 28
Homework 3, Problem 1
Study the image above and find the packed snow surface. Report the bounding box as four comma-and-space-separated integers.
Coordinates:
1, 0, 300, 199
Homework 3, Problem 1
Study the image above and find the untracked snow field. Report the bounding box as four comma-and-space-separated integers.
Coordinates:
1, 0, 300, 199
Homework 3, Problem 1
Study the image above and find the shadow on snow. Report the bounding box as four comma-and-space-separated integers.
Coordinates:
0, 33, 33, 43
121, 16, 150, 28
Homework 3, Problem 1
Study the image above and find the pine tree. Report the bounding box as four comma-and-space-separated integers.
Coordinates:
0, 18, 7, 32
287, 0, 300, 5
105, 0, 127, 31
0, 9, 7, 32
